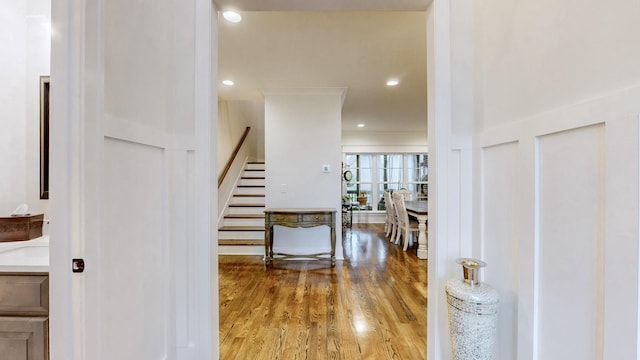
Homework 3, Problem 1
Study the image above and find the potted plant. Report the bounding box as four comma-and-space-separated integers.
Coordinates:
357, 191, 368, 205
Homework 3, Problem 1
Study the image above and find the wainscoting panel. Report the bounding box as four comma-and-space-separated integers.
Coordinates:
101, 137, 170, 359
602, 115, 640, 359
172, 150, 196, 350
481, 141, 519, 360
474, 86, 640, 359
448, 148, 462, 259
536, 124, 605, 359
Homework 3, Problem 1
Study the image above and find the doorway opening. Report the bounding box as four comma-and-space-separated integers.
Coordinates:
214, 7, 429, 358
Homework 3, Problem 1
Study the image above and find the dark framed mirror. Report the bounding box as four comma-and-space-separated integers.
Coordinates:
40, 76, 50, 199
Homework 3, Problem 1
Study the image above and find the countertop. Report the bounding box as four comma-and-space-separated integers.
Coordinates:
0, 235, 49, 273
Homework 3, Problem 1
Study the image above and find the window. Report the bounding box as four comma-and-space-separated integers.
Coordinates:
343, 153, 428, 211
344, 154, 373, 209
407, 154, 428, 200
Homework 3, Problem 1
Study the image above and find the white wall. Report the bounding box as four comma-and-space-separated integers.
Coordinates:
217, 99, 264, 172
0, 0, 50, 218
26, 0, 51, 219
342, 130, 427, 153
221, 103, 426, 168
264, 88, 344, 259
0, 1, 27, 215
471, 0, 640, 358
474, 0, 640, 130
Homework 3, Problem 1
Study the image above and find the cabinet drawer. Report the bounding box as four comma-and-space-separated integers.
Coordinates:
0, 275, 48, 315
270, 214, 298, 223
302, 213, 332, 224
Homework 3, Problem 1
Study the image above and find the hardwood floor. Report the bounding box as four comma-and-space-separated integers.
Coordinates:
218, 224, 427, 359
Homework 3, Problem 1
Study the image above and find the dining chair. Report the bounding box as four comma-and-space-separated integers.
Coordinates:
392, 191, 420, 251
383, 190, 397, 241
395, 188, 412, 201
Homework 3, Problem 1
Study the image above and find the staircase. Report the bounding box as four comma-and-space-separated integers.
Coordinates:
218, 162, 265, 254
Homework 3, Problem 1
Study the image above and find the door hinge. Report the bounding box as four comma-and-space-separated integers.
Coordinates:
72, 258, 85, 273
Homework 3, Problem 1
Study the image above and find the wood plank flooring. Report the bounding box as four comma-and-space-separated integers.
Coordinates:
218, 224, 427, 359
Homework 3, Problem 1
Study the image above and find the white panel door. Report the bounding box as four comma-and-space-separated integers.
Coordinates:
49, 0, 214, 359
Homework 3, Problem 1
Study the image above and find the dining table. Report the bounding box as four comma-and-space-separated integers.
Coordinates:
404, 200, 428, 259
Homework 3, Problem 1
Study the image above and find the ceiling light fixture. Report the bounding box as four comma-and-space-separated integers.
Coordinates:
357, 124, 365, 128
386, 79, 399, 86
222, 80, 234, 86
222, 11, 242, 23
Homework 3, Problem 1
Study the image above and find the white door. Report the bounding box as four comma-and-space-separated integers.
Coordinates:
49, 0, 216, 359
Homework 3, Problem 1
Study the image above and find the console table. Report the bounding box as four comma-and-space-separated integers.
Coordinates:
263, 208, 337, 267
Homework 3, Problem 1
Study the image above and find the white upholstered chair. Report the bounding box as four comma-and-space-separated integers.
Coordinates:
383, 190, 397, 241
392, 191, 420, 251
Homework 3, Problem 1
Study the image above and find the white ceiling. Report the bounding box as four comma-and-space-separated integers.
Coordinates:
216, 1, 428, 133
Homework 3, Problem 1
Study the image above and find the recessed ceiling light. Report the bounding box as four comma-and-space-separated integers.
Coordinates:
386, 79, 399, 86
222, 80, 234, 86
357, 124, 365, 128
222, 11, 242, 23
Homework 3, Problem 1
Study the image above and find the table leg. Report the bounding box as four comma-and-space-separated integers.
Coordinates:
264, 225, 272, 267
416, 214, 428, 259
330, 225, 336, 267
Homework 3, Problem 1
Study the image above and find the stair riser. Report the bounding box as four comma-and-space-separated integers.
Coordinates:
218, 245, 264, 256
240, 178, 265, 186
228, 207, 265, 215
231, 196, 265, 204
243, 170, 265, 177
218, 231, 264, 240
236, 187, 265, 195
223, 218, 265, 227
245, 163, 265, 171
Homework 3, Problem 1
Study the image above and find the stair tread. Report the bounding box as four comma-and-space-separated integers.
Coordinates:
238, 185, 265, 188
224, 214, 265, 219
241, 176, 265, 179
219, 226, 264, 231
229, 203, 265, 207
233, 194, 265, 197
